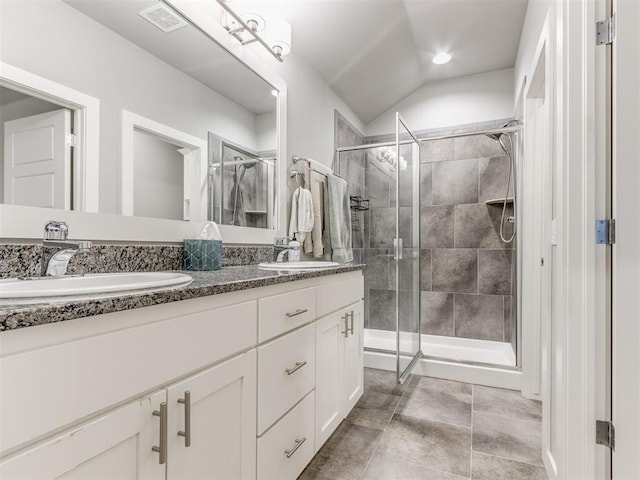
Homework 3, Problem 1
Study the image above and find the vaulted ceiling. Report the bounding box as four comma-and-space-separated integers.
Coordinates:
235, 0, 528, 123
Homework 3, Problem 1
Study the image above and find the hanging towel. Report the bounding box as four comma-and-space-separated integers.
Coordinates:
288, 187, 314, 242
304, 172, 325, 257
325, 175, 353, 263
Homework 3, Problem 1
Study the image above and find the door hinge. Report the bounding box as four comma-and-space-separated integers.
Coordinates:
65, 133, 77, 147
596, 420, 615, 450
595, 219, 615, 245
596, 15, 615, 45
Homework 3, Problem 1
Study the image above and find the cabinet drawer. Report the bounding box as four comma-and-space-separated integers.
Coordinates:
257, 392, 315, 480
316, 275, 363, 318
257, 323, 315, 433
258, 287, 316, 342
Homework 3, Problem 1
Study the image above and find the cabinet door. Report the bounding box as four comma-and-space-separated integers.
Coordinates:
166, 350, 257, 480
344, 301, 364, 413
315, 310, 346, 448
0, 391, 166, 480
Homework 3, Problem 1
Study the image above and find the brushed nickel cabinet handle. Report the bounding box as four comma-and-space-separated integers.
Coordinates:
348, 310, 354, 335
286, 308, 308, 318
177, 390, 191, 448
152, 402, 168, 465
284, 437, 306, 458
285, 361, 307, 375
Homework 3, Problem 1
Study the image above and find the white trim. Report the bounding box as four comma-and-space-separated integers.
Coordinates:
121, 110, 207, 222
0, 62, 100, 212
364, 351, 522, 391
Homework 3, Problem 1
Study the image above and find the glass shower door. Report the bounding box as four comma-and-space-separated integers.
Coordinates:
395, 113, 422, 383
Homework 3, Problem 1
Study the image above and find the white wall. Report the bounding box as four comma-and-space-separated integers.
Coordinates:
514, 0, 555, 103
365, 68, 515, 136
133, 130, 184, 221
275, 54, 365, 168
0, 0, 263, 215
256, 112, 277, 154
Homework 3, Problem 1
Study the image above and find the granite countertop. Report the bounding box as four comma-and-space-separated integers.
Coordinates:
0, 264, 364, 331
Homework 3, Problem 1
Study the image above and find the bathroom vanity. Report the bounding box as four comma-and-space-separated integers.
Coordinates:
0, 268, 364, 479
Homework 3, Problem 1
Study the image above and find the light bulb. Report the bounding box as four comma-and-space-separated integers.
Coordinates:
432, 52, 451, 65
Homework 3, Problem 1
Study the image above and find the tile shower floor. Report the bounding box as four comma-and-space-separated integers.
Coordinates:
299, 368, 547, 480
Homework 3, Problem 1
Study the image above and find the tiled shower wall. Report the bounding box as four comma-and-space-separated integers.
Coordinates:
335, 111, 516, 345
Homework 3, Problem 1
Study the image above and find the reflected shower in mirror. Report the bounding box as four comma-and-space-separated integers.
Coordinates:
209, 133, 276, 229
0, 0, 278, 227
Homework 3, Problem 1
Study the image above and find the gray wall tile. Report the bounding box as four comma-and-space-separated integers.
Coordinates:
370, 208, 395, 248
421, 206, 454, 248
454, 135, 505, 160
433, 159, 478, 205
369, 289, 396, 331
478, 250, 512, 295
454, 294, 504, 341
432, 249, 478, 294
421, 292, 454, 337
454, 204, 512, 249
420, 163, 433, 206
364, 249, 390, 290
420, 249, 432, 291
421, 138, 454, 163
479, 156, 512, 202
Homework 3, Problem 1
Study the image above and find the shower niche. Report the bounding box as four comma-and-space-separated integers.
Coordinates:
208, 133, 276, 229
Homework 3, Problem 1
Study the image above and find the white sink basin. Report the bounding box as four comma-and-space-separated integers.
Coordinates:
258, 261, 341, 270
0, 272, 193, 301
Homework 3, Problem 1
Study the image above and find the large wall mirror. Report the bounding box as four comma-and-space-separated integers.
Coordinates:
0, 0, 285, 242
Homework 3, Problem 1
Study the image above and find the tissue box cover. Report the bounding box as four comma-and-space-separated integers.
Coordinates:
183, 239, 222, 271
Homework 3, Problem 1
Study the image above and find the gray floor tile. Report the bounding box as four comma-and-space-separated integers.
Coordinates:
297, 467, 337, 480
398, 381, 472, 427
364, 368, 407, 397
363, 453, 467, 479
347, 390, 401, 430
471, 452, 548, 480
473, 385, 542, 422
412, 375, 473, 396
377, 414, 472, 477
472, 412, 543, 466
308, 421, 382, 480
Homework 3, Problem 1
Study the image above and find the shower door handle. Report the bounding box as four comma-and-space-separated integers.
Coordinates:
393, 238, 403, 260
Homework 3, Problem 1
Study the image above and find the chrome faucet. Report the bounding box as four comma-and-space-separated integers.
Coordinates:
275, 238, 300, 263
273, 236, 292, 261
42, 221, 92, 276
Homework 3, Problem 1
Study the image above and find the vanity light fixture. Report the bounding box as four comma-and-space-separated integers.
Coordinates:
216, 0, 292, 62
432, 52, 452, 65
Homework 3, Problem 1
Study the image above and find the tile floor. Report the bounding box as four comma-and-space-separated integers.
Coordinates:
299, 368, 547, 480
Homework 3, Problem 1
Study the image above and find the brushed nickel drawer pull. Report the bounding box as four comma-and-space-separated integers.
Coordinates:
342, 314, 349, 337
152, 402, 168, 465
286, 308, 308, 318
285, 361, 307, 375
177, 390, 191, 447
284, 437, 306, 458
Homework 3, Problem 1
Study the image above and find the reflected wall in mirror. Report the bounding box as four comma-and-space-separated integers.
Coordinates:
209, 133, 276, 229
0, 0, 278, 228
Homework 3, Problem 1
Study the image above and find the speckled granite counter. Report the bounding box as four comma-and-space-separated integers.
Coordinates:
0, 264, 364, 331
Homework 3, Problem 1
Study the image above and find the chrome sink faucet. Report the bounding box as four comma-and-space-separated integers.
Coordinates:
274, 237, 301, 263
42, 221, 92, 276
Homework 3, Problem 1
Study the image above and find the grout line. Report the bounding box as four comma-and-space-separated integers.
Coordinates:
472, 409, 542, 425
472, 450, 546, 470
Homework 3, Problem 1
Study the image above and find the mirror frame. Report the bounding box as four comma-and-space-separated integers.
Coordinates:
0, 0, 287, 245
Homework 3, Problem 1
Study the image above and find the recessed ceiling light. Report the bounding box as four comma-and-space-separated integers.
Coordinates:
433, 52, 451, 65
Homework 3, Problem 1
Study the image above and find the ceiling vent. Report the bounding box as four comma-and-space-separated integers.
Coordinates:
138, 4, 187, 33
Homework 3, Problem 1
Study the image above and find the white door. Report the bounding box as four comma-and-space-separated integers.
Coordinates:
612, 0, 640, 477
166, 351, 257, 480
3, 109, 72, 209
344, 301, 364, 413
0, 390, 166, 479
315, 309, 346, 448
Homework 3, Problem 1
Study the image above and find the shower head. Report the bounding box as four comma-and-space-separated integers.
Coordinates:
233, 156, 257, 169
485, 132, 503, 142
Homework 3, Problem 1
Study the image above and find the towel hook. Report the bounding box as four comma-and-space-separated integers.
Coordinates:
294, 171, 304, 188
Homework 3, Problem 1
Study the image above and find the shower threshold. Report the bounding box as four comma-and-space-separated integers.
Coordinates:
364, 329, 516, 367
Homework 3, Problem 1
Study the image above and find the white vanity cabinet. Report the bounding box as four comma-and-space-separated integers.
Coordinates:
315, 301, 364, 447
0, 390, 167, 479
0, 270, 364, 480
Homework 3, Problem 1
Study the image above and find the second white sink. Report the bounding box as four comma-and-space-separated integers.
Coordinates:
0, 272, 193, 301
258, 261, 340, 270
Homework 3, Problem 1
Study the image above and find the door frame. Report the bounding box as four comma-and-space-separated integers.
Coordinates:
0, 62, 100, 212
